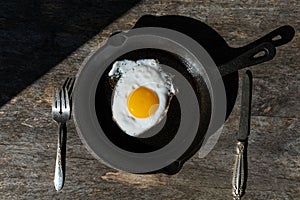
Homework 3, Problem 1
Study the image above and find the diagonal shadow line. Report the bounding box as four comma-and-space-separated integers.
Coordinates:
0, 0, 141, 107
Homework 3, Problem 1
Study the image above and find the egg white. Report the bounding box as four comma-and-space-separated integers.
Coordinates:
109, 59, 175, 137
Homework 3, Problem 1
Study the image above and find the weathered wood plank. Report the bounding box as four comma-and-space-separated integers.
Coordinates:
0, 0, 299, 199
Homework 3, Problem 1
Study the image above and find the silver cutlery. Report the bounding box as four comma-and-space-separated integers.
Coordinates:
232, 70, 252, 200
52, 86, 71, 191
62, 77, 75, 105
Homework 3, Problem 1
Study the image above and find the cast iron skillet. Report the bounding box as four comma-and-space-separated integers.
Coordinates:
73, 15, 295, 174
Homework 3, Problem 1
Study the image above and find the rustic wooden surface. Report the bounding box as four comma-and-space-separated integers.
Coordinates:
0, 0, 299, 199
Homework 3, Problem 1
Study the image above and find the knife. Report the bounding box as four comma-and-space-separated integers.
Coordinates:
232, 70, 252, 200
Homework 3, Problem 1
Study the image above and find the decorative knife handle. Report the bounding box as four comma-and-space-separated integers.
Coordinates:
232, 141, 245, 200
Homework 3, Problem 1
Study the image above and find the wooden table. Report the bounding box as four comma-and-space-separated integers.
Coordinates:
0, 1, 299, 199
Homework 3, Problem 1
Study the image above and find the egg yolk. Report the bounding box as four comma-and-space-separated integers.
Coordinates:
127, 87, 159, 118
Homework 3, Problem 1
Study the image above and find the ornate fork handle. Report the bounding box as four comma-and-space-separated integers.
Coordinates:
54, 122, 64, 191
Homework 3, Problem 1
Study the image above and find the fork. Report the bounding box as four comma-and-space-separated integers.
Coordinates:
52, 86, 71, 191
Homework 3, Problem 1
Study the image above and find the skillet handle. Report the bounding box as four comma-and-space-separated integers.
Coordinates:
219, 42, 276, 76
218, 25, 295, 76
240, 25, 295, 50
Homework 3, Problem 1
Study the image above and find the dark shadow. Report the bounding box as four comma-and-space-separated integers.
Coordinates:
0, 0, 140, 107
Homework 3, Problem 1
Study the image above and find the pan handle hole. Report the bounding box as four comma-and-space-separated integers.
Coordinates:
253, 50, 266, 59
272, 35, 282, 42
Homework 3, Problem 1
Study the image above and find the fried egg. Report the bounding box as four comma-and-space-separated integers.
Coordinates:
109, 59, 176, 137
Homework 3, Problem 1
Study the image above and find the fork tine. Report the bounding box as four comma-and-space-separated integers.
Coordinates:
66, 77, 75, 99
68, 78, 75, 93
64, 87, 70, 110
61, 77, 75, 100
61, 88, 65, 110
69, 80, 75, 101
62, 77, 71, 89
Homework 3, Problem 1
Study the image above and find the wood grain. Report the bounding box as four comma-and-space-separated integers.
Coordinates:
0, 0, 299, 199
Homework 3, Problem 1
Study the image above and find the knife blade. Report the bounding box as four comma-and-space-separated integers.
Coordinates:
238, 70, 252, 141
